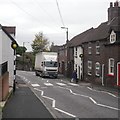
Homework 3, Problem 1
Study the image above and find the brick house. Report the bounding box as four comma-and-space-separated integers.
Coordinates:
58, 1, 120, 87
0, 25, 17, 101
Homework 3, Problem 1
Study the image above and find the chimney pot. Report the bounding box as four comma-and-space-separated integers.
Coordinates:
110, 2, 113, 7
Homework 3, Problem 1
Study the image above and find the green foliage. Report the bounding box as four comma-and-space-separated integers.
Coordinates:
16, 46, 27, 56
31, 32, 49, 54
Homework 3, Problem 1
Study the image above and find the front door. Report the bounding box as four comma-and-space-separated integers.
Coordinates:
117, 63, 120, 86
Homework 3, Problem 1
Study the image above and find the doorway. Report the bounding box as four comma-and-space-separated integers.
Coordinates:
117, 63, 120, 86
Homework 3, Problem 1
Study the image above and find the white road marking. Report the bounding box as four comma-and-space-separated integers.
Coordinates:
44, 83, 53, 86
56, 83, 66, 86
31, 84, 40, 87
96, 103, 119, 111
89, 97, 97, 104
55, 86, 119, 111
34, 88, 76, 118
87, 87, 118, 98
68, 83, 79, 86
54, 108, 76, 118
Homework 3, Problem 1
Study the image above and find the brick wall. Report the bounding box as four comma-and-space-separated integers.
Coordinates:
1, 72, 9, 101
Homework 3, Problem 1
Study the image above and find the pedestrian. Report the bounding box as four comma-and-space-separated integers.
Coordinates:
71, 70, 77, 83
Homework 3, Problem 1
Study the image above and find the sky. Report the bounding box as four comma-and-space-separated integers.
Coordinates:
0, 0, 114, 51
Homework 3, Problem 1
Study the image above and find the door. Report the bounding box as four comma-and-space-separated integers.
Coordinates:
117, 63, 120, 86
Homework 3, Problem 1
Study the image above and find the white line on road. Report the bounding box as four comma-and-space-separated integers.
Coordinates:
34, 88, 76, 118
44, 83, 53, 86
56, 83, 66, 86
31, 84, 40, 87
68, 83, 79, 86
55, 86, 119, 111
87, 87, 118, 98
89, 97, 97, 104
54, 108, 76, 118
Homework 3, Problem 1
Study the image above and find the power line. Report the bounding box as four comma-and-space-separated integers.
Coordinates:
9, 0, 62, 33
55, 0, 65, 27
33, 0, 60, 27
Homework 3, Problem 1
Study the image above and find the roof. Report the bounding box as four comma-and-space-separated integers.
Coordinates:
69, 28, 94, 47
0, 24, 17, 44
69, 17, 120, 47
3, 26, 16, 36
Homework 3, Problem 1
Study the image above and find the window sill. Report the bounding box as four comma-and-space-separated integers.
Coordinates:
107, 74, 114, 77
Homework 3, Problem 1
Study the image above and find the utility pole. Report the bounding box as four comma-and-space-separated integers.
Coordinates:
61, 27, 69, 77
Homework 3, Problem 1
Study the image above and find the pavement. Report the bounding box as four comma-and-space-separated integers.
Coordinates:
1, 74, 119, 119
1, 76, 55, 119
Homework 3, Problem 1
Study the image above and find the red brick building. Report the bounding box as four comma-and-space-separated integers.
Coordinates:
58, 1, 120, 88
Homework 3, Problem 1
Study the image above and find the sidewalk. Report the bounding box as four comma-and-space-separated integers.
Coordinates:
2, 76, 55, 119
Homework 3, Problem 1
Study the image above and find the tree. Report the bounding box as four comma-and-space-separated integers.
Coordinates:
31, 32, 49, 54
16, 46, 27, 56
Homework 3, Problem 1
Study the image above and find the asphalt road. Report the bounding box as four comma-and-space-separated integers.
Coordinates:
17, 70, 119, 119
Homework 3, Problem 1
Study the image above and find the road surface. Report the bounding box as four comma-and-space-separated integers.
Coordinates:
17, 70, 119, 119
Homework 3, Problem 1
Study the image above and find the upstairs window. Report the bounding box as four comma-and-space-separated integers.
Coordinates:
110, 30, 116, 43
108, 58, 114, 75
75, 47, 77, 57
96, 41, 100, 54
74, 47, 77, 58
88, 42, 92, 54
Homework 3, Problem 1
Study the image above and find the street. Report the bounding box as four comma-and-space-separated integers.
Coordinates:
17, 70, 119, 119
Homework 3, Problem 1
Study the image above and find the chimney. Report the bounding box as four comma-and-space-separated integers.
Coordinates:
110, 2, 113, 7
108, 1, 120, 22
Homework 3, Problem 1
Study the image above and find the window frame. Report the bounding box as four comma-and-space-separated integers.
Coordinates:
96, 41, 100, 54
110, 30, 116, 44
108, 58, 114, 75
95, 62, 100, 76
88, 61, 92, 75
88, 42, 92, 55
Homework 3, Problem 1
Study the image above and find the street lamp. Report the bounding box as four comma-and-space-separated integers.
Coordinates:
61, 27, 69, 77
61, 27, 69, 43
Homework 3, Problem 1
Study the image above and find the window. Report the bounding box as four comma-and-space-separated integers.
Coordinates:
96, 41, 100, 54
88, 61, 92, 75
75, 47, 77, 58
110, 31, 116, 43
108, 58, 114, 75
88, 42, 92, 54
95, 62, 100, 76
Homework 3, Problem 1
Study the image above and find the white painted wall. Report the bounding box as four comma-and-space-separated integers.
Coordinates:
0, 29, 14, 87
74, 46, 83, 80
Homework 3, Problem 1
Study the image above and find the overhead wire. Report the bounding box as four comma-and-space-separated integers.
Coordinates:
9, 0, 60, 32
55, 0, 65, 27
34, 0, 61, 27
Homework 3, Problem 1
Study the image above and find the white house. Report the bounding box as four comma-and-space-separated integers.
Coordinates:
74, 46, 83, 80
0, 25, 16, 101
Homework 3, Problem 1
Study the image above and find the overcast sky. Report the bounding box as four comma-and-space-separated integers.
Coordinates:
0, 0, 113, 51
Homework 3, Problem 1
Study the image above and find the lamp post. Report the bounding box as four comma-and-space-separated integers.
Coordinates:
61, 27, 69, 77
11, 41, 18, 92
61, 27, 68, 43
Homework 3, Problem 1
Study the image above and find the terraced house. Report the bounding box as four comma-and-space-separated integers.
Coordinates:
58, 1, 120, 88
